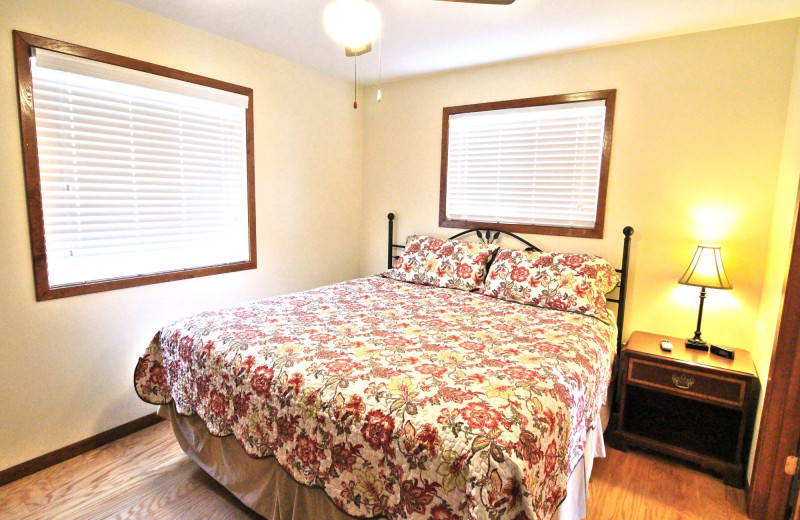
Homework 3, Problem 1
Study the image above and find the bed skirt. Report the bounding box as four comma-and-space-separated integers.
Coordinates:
158, 404, 609, 520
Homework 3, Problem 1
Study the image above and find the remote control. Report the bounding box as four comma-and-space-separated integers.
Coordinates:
660, 340, 673, 352
710, 345, 735, 360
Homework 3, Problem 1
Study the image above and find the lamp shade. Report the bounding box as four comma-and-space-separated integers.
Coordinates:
324, 0, 381, 50
678, 245, 732, 289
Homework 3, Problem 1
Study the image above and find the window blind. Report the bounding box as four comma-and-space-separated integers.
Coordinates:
445, 99, 607, 229
31, 49, 251, 287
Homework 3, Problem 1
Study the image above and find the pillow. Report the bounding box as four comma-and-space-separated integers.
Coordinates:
479, 248, 620, 321
382, 235, 498, 291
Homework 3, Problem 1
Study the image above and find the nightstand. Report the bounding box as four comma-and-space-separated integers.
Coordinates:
612, 331, 760, 488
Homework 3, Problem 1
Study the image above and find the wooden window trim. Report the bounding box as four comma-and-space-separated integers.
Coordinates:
439, 89, 616, 239
13, 31, 257, 301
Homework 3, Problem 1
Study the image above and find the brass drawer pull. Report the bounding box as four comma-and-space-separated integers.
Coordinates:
671, 373, 695, 390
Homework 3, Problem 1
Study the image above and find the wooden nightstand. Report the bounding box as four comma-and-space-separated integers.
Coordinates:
611, 331, 760, 488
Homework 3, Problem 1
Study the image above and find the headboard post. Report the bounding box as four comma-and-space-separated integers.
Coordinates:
610, 226, 634, 413
616, 226, 634, 356
387, 213, 395, 269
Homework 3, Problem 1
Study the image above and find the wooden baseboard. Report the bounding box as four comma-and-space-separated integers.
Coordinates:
0, 413, 164, 487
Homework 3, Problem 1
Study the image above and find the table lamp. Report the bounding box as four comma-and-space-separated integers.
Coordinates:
678, 245, 732, 351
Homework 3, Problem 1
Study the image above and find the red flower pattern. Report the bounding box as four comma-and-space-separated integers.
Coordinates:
503, 366, 540, 383
234, 329, 265, 341
208, 390, 227, 418
544, 439, 558, 476
510, 266, 530, 283
361, 409, 396, 455
415, 364, 448, 378
250, 366, 274, 397
429, 504, 460, 520
415, 424, 440, 458
147, 363, 167, 389
456, 263, 473, 280
331, 441, 361, 472
294, 433, 325, 468
345, 394, 366, 421
400, 478, 439, 515
326, 359, 360, 373
276, 414, 299, 441
460, 402, 503, 431
178, 336, 194, 361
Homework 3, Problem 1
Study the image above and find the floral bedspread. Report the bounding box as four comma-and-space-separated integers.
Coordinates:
135, 276, 616, 520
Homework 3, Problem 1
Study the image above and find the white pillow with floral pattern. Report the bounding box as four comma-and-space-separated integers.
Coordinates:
479, 248, 620, 321
382, 235, 498, 291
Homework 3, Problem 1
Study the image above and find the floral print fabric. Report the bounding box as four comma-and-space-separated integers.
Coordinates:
382, 235, 498, 291
134, 276, 616, 520
479, 249, 620, 323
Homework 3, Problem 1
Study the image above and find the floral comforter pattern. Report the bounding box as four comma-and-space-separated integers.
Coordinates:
135, 276, 616, 520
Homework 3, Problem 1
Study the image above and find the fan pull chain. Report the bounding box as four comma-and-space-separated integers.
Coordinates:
376, 34, 382, 102
353, 55, 358, 109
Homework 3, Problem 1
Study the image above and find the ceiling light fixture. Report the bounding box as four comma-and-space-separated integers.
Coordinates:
324, 0, 381, 57
324, 0, 381, 109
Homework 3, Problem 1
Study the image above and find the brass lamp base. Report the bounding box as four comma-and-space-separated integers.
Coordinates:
685, 338, 710, 352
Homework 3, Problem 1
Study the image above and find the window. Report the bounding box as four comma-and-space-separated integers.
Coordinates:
14, 32, 256, 300
439, 90, 616, 239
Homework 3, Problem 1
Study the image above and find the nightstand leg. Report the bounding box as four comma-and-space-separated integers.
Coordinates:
612, 437, 629, 452
722, 465, 744, 488
604, 418, 628, 451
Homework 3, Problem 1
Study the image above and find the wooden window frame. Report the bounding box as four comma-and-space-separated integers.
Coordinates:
439, 89, 616, 239
13, 31, 257, 301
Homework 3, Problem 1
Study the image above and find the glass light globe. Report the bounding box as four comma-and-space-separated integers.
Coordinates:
324, 0, 381, 50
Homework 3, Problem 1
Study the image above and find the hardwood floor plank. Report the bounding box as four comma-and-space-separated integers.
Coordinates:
0, 469, 55, 516
587, 447, 748, 520
0, 421, 749, 520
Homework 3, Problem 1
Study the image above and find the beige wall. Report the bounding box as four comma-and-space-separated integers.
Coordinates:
0, 0, 363, 471
748, 22, 800, 476
360, 20, 797, 353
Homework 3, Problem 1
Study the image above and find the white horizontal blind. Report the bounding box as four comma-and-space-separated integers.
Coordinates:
446, 100, 607, 229
31, 49, 251, 287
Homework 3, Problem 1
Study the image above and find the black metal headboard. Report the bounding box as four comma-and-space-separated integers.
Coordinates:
386, 212, 634, 357
387, 212, 542, 266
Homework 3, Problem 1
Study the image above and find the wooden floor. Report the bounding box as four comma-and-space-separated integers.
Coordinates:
0, 421, 748, 520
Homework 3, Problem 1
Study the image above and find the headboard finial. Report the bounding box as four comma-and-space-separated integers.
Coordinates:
623, 226, 634, 237
388, 213, 395, 221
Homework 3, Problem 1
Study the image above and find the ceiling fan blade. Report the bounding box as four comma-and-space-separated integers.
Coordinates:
435, 0, 515, 4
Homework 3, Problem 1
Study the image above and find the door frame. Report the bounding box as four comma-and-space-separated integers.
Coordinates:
748, 182, 800, 519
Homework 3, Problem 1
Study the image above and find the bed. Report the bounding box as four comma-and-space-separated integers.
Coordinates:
135, 214, 634, 520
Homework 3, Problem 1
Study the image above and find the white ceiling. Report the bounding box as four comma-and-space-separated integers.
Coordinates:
116, 0, 800, 85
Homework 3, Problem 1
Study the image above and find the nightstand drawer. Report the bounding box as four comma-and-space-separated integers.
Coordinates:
627, 357, 746, 407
